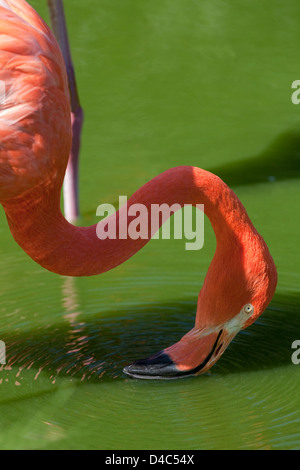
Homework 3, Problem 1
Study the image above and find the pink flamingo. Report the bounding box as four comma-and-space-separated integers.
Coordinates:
0, 0, 277, 379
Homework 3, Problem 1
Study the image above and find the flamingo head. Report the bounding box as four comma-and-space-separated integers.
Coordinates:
123, 305, 260, 380
123, 232, 278, 380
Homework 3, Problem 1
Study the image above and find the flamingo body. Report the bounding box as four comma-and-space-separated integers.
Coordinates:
0, 0, 277, 379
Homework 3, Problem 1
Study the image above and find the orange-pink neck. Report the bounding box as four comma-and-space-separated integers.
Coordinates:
2, 166, 257, 282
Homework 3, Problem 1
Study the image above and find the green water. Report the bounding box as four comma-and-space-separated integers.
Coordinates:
0, 0, 299, 450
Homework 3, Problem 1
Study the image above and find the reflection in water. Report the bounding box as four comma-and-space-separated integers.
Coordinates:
62, 276, 81, 326
1, 290, 300, 383
0, 274, 300, 449
59, 277, 92, 384
0, 269, 196, 385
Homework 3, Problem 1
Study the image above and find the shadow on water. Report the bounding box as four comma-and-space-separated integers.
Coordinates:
207, 129, 300, 187
1, 290, 300, 387
73, 128, 300, 222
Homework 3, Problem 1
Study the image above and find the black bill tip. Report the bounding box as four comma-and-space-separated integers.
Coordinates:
123, 351, 193, 380
123, 329, 224, 380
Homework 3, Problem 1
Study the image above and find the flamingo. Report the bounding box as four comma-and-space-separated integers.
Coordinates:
0, 0, 277, 379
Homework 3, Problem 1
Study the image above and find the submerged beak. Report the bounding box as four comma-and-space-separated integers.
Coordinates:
123, 305, 254, 380
123, 327, 234, 380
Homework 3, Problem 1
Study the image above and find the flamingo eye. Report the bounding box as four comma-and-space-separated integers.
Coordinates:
243, 304, 254, 315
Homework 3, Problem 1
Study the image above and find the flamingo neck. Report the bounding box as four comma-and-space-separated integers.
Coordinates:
2, 166, 255, 280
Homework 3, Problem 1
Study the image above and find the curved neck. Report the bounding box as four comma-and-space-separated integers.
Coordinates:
2, 166, 255, 278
